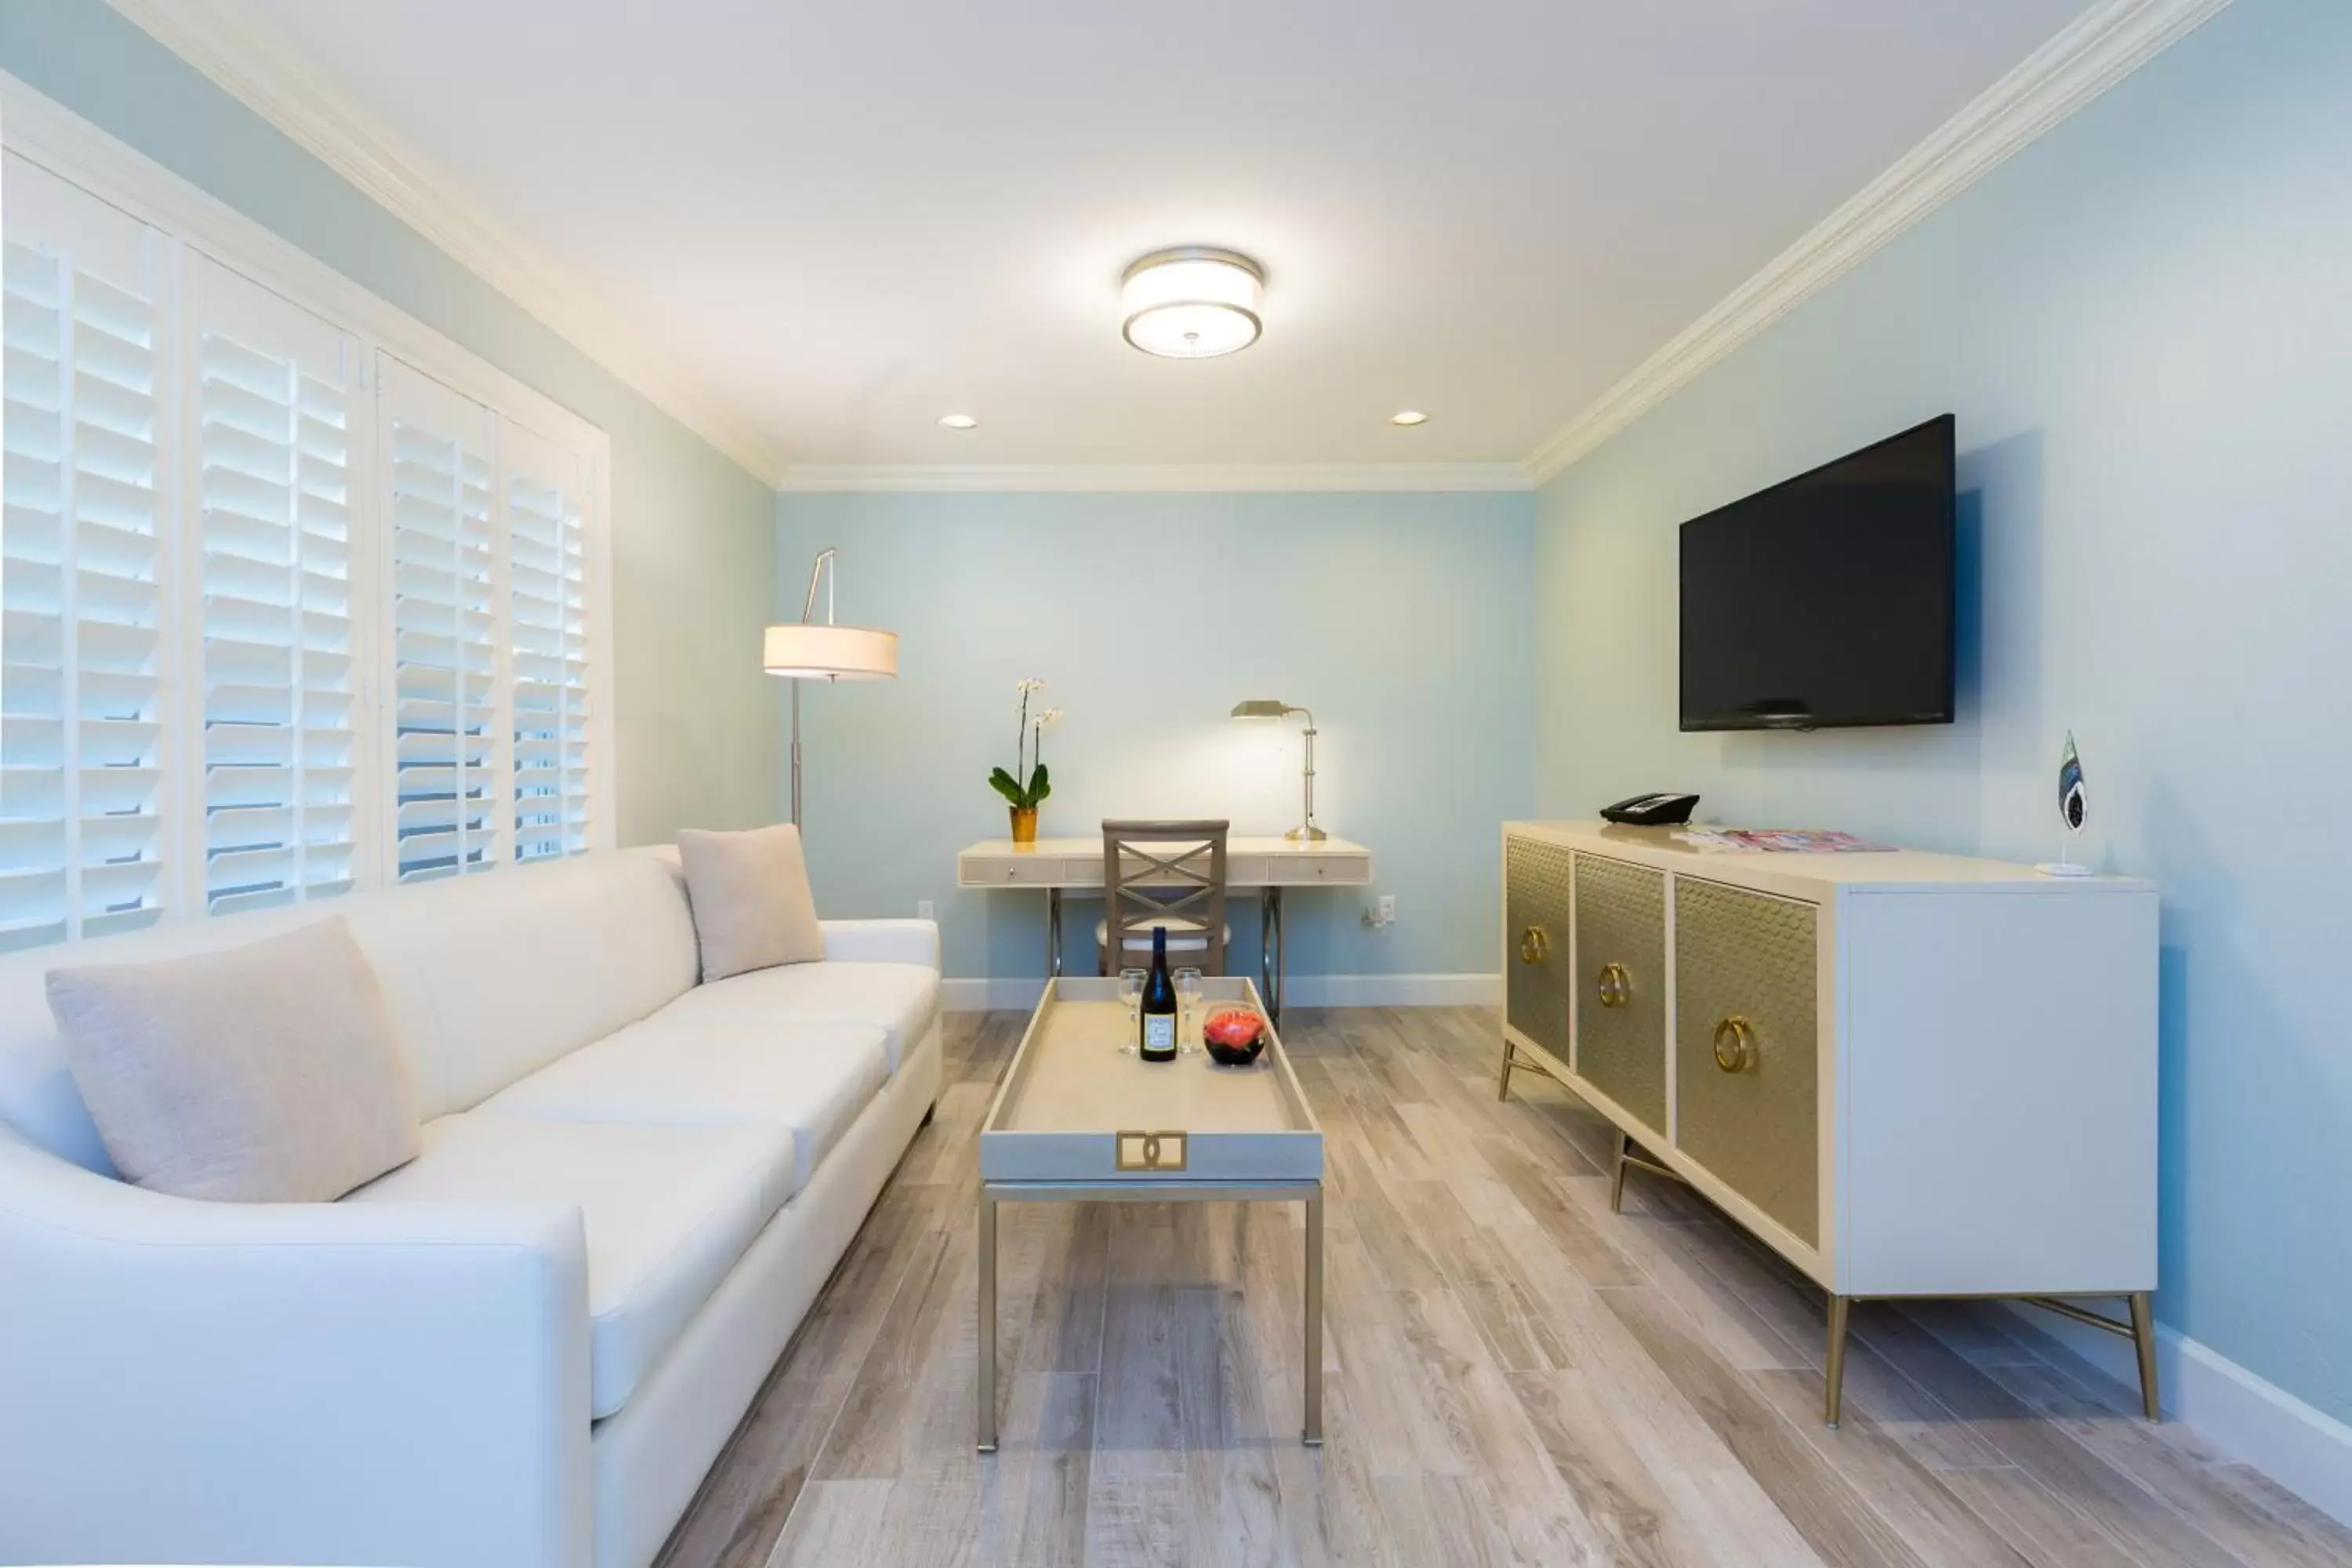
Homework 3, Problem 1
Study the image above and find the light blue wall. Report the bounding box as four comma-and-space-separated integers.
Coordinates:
777, 491, 1536, 983
0, 0, 782, 844
1535, 0, 2352, 1421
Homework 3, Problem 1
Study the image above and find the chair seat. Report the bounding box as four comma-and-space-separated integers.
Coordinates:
1095, 916, 1232, 952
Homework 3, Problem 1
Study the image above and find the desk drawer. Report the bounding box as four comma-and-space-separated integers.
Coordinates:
1240, 854, 1368, 885
960, 854, 1069, 887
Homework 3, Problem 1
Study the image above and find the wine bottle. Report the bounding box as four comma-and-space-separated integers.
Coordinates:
1139, 926, 1178, 1063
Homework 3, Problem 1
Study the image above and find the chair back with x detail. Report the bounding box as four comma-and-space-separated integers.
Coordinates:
1098, 819, 1231, 977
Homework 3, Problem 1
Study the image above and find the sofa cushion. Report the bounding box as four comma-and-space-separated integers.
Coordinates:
677, 824, 826, 982
44, 918, 419, 1203
344, 1115, 793, 1418
472, 1011, 889, 1199
343, 849, 702, 1120
658, 961, 938, 1074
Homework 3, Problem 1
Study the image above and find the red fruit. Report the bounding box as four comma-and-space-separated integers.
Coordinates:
1203, 1008, 1264, 1049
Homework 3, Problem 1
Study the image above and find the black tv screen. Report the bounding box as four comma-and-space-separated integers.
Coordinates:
1679, 414, 1955, 731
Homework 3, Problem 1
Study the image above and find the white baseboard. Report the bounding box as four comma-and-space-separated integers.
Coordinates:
939, 972, 1501, 1013
1993, 1302, 2352, 1529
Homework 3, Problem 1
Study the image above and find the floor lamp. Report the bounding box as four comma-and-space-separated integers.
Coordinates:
765, 547, 898, 826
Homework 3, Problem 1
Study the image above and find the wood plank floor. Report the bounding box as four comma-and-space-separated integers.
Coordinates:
656, 1007, 2350, 1568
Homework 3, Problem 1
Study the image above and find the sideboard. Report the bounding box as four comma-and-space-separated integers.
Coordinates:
1497, 821, 2159, 1425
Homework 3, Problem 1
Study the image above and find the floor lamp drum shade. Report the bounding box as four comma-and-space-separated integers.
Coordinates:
763, 622, 898, 681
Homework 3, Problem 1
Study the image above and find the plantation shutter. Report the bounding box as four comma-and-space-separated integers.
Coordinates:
376, 356, 503, 882
187, 256, 365, 915
500, 423, 593, 863
0, 154, 174, 951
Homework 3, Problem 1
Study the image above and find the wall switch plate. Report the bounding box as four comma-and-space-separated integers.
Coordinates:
916, 900, 935, 920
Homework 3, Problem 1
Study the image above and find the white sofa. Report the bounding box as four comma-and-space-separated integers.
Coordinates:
0, 846, 943, 1568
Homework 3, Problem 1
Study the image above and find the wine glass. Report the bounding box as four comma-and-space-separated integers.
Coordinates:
1117, 969, 1147, 1054
1175, 968, 1203, 1054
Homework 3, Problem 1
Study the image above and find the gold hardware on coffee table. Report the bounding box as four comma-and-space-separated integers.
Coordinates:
1518, 925, 1550, 964
1115, 1130, 1189, 1171
1712, 1014, 1758, 1073
1596, 960, 1632, 1009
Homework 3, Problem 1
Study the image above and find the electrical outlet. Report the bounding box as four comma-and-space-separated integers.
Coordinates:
1378, 895, 1397, 924
916, 900, 935, 920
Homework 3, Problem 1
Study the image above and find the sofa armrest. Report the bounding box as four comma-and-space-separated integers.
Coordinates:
821, 916, 940, 968
0, 1127, 592, 1568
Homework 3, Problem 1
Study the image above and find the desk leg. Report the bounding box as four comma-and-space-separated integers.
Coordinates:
1047, 887, 1064, 978
1260, 887, 1285, 1021
977, 1192, 999, 1453
1304, 1185, 1324, 1446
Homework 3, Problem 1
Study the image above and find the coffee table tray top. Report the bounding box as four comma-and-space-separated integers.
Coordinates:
980, 976, 1322, 1184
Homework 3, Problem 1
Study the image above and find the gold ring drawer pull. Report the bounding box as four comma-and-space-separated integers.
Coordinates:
1518, 925, 1551, 964
1712, 1015, 1758, 1074
1116, 1130, 1189, 1172
1595, 961, 1632, 1009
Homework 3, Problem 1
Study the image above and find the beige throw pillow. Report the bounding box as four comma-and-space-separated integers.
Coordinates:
677, 822, 826, 982
45, 916, 420, 1203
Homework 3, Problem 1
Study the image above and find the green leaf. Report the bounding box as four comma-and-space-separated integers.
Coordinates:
988, 768, 1027, 807
1030, 763, 1051, 806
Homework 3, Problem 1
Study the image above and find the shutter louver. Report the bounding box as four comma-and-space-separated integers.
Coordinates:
506, 459, 590, 862
1, 164, 171, 953
388, 413, 501, 881
193, 262, 359, 916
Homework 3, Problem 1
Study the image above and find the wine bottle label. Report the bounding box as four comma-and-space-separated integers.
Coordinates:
1143, 1013, 1176, 1054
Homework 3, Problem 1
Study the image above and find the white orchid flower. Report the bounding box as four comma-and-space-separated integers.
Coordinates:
1036, 707, 1064, 728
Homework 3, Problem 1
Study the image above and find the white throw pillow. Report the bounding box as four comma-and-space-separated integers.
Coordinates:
677, 822, 827, 982
45, 916, 420, 1203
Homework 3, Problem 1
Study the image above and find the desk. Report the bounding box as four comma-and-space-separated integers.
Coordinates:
956, 835, 1374, 1018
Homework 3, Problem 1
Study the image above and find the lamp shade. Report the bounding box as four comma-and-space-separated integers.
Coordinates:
1230, 699, 1292, 719
763, 623, 898, 680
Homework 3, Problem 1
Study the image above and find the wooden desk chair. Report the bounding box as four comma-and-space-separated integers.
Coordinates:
1096, 819, 1231, 976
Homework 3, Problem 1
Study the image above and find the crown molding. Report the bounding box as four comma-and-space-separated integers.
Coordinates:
1523, 0, 2234, 485
774, 462, 1537, 495
101, 0, 791, 486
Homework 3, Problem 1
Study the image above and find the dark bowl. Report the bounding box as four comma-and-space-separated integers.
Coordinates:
1206, 1036, 1266, 1067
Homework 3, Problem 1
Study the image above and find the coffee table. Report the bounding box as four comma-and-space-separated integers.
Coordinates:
975, 975, 1325, 1452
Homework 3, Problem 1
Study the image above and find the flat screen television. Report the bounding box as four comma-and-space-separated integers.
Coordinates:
1679, 413, 1955, 731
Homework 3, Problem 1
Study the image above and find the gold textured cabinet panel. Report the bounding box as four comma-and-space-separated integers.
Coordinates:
1674, 877, 1820, 1246
1572, 854, 1667, 1134
1504, 837, 1573, 1063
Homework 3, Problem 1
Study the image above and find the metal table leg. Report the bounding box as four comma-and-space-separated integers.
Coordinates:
1047, 887, 1064, 978
1304, 1184, 1324, 1445
1260, 887, 1285, 1021
977, 1192, 999, 1452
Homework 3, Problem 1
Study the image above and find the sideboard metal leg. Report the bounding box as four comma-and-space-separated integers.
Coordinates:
1496, 1037, 1516, 1101
2129, 1290, 2161, 1421
1824, 1294, 1853, 1427
1609, 1129, 1631, 1214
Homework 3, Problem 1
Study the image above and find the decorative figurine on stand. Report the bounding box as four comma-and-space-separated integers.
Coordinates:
2037, 731, 2093, 877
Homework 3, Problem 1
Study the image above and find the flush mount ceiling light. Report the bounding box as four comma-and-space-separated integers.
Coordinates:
1120, 246, 1265, 358
938, 413, 978, 429
1389, 410, 1430, 426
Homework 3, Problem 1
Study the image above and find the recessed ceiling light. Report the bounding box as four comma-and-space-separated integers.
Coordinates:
1389, 410, 1430, 426
938, 413, 978, 430
1121, 247, 1265, 358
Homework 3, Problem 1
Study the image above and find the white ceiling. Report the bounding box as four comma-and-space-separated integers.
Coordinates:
227, 0, 2093, 473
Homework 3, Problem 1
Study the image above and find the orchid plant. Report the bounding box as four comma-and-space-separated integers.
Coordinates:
989, 678, 1062, 812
